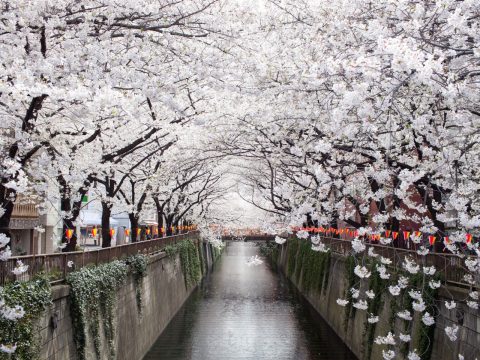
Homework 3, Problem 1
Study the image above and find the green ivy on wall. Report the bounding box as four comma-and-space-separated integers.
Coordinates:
259, 241, 278, 262
67, 260, 128, 360
211, 243, 224, 262
343, 255, 357, 331
0, 276, 51, 360
363, 259, 388, 360
164, 239, 204, 288
298, 241, 331, 294
127, 254, 148, 315
294, 241, 308, 282
402, 272, 439, 360
198, 243, 206, 274
286, 238, 299, 277
261, 239, 331, 294
270, 238, 441, 360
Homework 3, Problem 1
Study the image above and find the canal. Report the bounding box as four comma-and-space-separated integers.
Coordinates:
143, 242, 356, 360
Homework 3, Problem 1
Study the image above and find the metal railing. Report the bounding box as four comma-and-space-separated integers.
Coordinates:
0, 231, 200, 285
317, 236, 470, 287
220, 233, 468, 286
1, 231, 471, 288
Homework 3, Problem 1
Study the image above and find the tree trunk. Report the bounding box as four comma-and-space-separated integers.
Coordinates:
0, 184, 15, 242
154, 197, 165, 237
101, 201, 112, 248
0, 96, 47, 242
129, 213, 139, 242
166, 216, 173, 236
158, 213, 164, 237
62, 218, 78, 252
59, 185, 78, 252
173, 219, 179, 235
430, 184, 446, 252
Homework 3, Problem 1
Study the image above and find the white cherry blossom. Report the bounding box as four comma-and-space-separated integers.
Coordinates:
274, 236, 286, 245
445, 325, 459, 341
0, 234, 9, 248
367, 247, 379, 258
0, 344, 17, 354
445, 301, 457, 310
311, 243, 329, 253
380, 257, 392, 265
375, 332, 396, 345
408, 350, 421, 360
429, 280, 441, 289
422, 312, 435, 326
388, 285, 401, 296
11, 261, 28, 276
403, 258, 420, 274
354, 265, 371, 279
351, 238, 366, 254
466, 301, 479, 310
423, 266, 436, 276
353, 300, 368, 310
350, 288, 360, 299
397, 310, 413, 321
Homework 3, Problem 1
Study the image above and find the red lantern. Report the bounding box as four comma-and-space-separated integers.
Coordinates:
403, 231, 410, 240
428, 235, 436, 246
385, 230, 391, 238
444, 236, 450, 244
125, 229, 130, 236
65, 229, 74, 240
466, 233, 472, 244
109, 228, 115, 237
392, 231, 399, 240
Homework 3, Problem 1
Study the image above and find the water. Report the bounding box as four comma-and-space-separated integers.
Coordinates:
143, 242, 357, 360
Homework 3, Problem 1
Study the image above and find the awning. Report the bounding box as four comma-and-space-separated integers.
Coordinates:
79, 210, 119, 226
79, 211, 101, 226
141, 219, 158, 226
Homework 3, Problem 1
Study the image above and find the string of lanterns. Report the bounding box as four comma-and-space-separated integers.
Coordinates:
290, 227, 475, 245
63, 224, 198, 243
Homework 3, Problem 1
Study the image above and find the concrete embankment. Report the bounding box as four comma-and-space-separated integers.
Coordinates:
272, 240, 479, 360
37, 240, 216, 360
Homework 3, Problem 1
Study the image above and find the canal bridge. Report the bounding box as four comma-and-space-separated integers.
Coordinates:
221, 234, 275, 242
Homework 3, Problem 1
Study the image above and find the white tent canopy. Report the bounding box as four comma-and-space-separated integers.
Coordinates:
79, 210, 120, 227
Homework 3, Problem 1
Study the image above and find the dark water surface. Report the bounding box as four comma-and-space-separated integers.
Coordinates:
143, 242, 356, 360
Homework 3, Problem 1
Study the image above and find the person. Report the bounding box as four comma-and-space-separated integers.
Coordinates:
117, 226, 126, 245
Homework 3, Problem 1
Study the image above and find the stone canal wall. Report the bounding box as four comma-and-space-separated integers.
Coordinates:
37, 241, 215, 360
273, 240, 480, 360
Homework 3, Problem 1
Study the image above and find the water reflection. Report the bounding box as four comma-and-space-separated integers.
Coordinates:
143, 242, 357, 360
